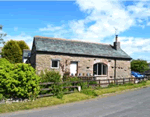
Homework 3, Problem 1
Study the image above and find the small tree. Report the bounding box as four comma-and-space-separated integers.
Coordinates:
1, 40, 22, 63
16, 40, 29, 53
131, 59, 149, 73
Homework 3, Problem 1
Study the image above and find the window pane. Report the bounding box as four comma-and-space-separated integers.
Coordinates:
52, 61, 58, 67
98, 64, 102, 75
103, 65, 107, 75
93, 64, 97, 75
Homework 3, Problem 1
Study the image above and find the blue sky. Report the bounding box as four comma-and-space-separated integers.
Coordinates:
1, 0, 150, 61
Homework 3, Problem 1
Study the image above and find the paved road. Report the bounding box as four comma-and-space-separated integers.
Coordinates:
1, 87, 150, 117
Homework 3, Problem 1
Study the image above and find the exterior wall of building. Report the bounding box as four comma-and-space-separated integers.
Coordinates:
116, 60, 131, 78
30, 43, 36, 68
36, 53, 131, 79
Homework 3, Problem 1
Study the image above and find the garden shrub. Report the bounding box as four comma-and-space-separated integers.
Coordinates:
40, 69, 61, 83
39, 70, 63, 99
0, 58, 10, 67
79, 81, 88, 89
0, 60, 41, 99
0, 94, 4, 101
62, 71, 70, 81
89, 81, 97, 85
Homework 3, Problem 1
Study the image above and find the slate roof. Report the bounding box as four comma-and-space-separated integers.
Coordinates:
34, 36, 132, 59
23, 49, 31, 58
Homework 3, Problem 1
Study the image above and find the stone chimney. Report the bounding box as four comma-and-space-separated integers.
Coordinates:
114, 35, 120, 50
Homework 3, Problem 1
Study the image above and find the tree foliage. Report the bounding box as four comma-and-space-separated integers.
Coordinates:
1, 40, 22, 63
0, 58, 41, 99
1, 40, 29, 63
16, 40, 29, 53
131, 59, 149, 73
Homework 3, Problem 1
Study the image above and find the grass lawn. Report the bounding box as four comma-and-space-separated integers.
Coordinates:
0, 80, 150, 114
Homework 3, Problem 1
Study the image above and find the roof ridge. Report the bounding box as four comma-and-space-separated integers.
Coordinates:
34, 36, 110, 46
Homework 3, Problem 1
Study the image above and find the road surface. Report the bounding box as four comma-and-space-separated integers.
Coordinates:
1, 87, 150, 117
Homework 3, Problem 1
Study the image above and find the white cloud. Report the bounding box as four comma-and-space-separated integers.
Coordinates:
39, 24, 65, 32
72, 0, 150, 40
147, 22, 150, 26
119, 36, 150, 55
39, 0, 150, 41
14, 27, 18, 31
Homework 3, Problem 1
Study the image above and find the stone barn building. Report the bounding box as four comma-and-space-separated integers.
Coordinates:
28, 35, 132, 80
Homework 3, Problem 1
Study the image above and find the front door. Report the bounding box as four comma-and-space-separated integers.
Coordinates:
70, 62, 77, 76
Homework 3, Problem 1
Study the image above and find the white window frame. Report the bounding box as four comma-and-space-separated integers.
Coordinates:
51, 60, 60, 69
93, 63, 107, 76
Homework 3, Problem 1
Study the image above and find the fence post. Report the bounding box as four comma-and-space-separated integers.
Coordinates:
123, 78, 125, 84
116, 79, 118, 85
87, 77, 89, 88
129, 78, 130, 83
99, 80, 100, 87
108, 79, 110, 85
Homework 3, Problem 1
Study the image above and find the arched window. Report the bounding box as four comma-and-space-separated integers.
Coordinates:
93, 63, 107, 75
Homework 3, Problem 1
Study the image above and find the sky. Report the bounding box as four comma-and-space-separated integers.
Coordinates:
0, 0, 150, 61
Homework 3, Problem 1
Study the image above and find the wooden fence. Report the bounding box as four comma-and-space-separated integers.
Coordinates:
38, 77, 149, 98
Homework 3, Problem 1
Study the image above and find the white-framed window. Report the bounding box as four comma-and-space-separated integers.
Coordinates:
51, 60, 59, 69
93, 63, 107, 75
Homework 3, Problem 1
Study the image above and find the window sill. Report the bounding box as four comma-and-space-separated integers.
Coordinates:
94, 75, 107, 77
51, 67, 59, 69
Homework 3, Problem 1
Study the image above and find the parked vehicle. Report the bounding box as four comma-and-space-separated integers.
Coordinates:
131, 71, 145, 83
131, 71, 144, 78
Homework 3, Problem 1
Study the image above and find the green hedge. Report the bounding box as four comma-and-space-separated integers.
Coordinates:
0, 59, 40, 99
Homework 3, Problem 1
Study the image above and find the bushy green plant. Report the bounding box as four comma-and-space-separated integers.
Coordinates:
16, 40, 30, 53
62, 71, 70, 81
0, 94, 4, 101
131, 59, 149, 73
63, 77, 88, 90
79, 81, 88, 89
1, 40, 22, 63
39, 70, 63, 99
89, 81, 97, 85
40, 69, 61, 83
0, 60, 41, 99
0, 58, 10, 67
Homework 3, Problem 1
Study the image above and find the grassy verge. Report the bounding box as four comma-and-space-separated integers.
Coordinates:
0, 81, 150, 114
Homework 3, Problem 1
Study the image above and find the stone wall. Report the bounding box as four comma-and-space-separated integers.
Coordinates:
29, 42, 36, 68
36, 53, 131, 79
